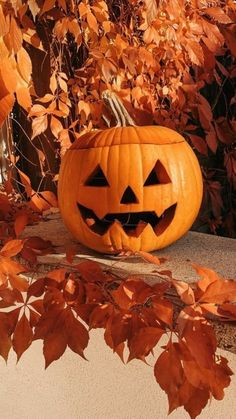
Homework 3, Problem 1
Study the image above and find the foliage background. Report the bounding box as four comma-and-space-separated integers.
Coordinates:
0, 3, 236, 418
0, 0, 236, 234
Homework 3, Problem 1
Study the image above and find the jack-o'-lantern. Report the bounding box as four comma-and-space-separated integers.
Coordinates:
58, 93, 203, 254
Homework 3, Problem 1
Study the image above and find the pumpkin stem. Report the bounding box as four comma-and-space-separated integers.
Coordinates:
101, 90, 136, 127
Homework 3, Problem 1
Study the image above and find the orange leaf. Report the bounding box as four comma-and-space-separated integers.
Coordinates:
9, 274, 29, 292
31, 114, 48, 139
180, 317, 217, 369
17, 47, 32, 83
12, 313, 33, 361
185, 40, 204, 66
65, 245, 77, 264
89, 304, 113, 329
16, 87, 32, 111
204, 7, 233, 24
30, 191, 58, 212
199, 278, 236, 304
14, 212, 29, 237
0, 94, 15, 128
0, 239, 24, 257
76, 260, 107, 283
87, 12, 99, 34
218, 303, 236, 320
66, 308, 89, 358
172, 280, 195, 305
0, 256, 26, 275
152, 298, 173, 326
10, 17, 23, 53
18, 169, 32, 197
137, 250, 161, 266
50, 115, 63, 139
46, 268, 66, 283
154, 342, 184, 410
28, 0, 40, 20
128, 326, 164, 362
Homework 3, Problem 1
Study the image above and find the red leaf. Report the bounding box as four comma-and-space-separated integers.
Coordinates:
0, 313, 12, 361
104, 316, 125, 362
89, 303, 113, 329
179, 316, 217, 369
14, 212, 28, 237
65, 245, 77, 263
128, 326, 164, 362
152, 298, 173, 326
66, 308, 89, 358
12, 313, 33, 361
206, 130, 218, 153
43, 328, 67, 368
42, 309, 67, 368
27, 278, 45, 300
154, 342, 184, 410
188, 134, 208, 155
76, 260, 107, 282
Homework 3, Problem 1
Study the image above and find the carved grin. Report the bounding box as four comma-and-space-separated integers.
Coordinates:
77, 203, 177, 237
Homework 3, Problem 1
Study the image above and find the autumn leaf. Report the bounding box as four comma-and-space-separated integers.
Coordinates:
0, 313, 12, 361
204, 8, 233, 25
199, 279, 236, 304
43, 326, 67, 368
76, 260, 107, 283
154, 342, 185, 412
0, 94, 15, 128
12, 313, 33, 361
65, 308, 89, 358
137, 250, 161, 266
218, 303, 236, 320
172, 280, 195, 305
128, 326, 164, 362
0, 239, 24, 257
14, 212, 29, 237
31, 115, 48, 139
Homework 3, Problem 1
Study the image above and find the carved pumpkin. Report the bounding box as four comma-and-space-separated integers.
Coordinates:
58, 124, 203, 254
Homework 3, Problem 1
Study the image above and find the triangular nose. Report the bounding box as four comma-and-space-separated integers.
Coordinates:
120, 186, 138, 204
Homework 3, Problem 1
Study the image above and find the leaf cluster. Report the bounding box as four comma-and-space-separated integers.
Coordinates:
0, 231, 236, 418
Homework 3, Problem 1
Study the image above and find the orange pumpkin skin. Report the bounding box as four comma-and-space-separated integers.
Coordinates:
58, 126, 203, 254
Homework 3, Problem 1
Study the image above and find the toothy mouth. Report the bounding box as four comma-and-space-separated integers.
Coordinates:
77, 203, 177, 237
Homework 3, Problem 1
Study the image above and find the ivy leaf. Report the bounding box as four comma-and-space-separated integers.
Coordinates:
12, 313, 33, 361
66, 308, 89, 359
154, 342, 184, 412
14, 212, 29, 237
0, 239, 24, 257
128, 326, 164, 362
204, 8, 233, 24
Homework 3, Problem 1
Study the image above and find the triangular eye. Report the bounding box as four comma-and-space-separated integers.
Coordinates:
144, 160, 171, 186
85, 165, 109, 186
